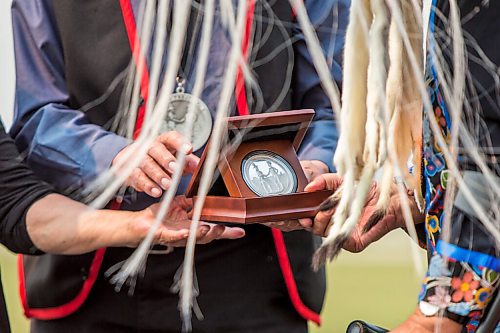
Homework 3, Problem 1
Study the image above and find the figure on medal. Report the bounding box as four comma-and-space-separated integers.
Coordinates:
165, 103, 187, 132
251, 162, 273, 195
266, 160, 285, 192
159, 77, 212, 150
249, 160, 287, 196
163, 100, 204, 147
243, 151, 297, 197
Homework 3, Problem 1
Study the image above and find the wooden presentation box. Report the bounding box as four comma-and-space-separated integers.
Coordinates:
185, 109, 333, 224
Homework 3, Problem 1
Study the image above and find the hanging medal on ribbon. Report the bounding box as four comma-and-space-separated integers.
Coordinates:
160, 4, 212, 151
160, 77, 212, 151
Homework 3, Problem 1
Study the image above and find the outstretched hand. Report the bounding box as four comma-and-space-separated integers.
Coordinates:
304, 173, 424, 253
127, 196, 245, 247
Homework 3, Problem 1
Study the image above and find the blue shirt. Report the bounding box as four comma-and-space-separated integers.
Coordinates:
10, 0, 349, 194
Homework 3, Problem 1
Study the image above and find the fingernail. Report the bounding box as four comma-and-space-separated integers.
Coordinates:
201, 226, 210, 235
151, 188, 162, 197
168, 161, 178, 172
161, 178, 170, 189
180, 143, 192, 154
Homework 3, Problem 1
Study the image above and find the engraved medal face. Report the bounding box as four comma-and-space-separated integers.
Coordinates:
160, 93, 212, 151
241, 150, 297, 197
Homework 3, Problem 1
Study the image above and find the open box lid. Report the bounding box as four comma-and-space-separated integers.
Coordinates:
185, 109, 315, 198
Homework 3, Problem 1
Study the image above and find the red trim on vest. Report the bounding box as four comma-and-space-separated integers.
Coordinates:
18, 249, 106, 320
119, 0, 149, 139
235, 2, 321, 325
290, 0, 301, 19
234, 0, 256, 116
17, 0, 145, 320
271, 229, 321, 325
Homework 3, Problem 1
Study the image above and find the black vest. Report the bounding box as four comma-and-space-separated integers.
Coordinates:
22, 1, 325, 328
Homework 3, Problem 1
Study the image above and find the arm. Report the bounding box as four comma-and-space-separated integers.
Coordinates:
26, 194, 245, 255
292, 0, 350, 173
24, 194, 191, 255
9, 0, 129, 193
1, 121, 244, 255
10, 0, 198, 199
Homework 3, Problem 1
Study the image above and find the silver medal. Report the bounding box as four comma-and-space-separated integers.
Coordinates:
241, 150, 298, 197
161, 80, 212, 151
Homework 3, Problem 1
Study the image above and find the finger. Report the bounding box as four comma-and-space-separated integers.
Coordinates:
300, 160, 328, 182
360, 215, 396, 246
184, 154, 200, 174
304, 176, 327, 192
130, 169, 163, 198
157, 131, 193, 154
197, 224, 225, 244
148, 141, 177, 172
312, 211, 333, 236
268, 220, 303, 232
284, 220, 303, 231
156, 227, 189, 245
218, 226, 245, 240
140, 155, 172, 190
172, 195, 193, 211
165, 153, 200, 177
298, 218, 313, 231
194, 225, 211, 241
305, 173, 342, 192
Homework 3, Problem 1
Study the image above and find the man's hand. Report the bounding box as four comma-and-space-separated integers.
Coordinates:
128, 196, 246, 247
112, 132, 200, 198
304, 173, 424, 253
300, 160, 329, 182
263, 160, 328, 232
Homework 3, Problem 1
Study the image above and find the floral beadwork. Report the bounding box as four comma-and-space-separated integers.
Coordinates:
420, 46, 499, 330
420, 255, 499, 325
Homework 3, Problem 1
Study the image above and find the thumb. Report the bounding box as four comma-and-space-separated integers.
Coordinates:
304, 176, 327, 192
305, 173, 342, 192
219, 227, 246, 239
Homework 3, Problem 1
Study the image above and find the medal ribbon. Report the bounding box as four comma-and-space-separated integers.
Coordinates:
120, 0, 150, 139
235, 0, 256, 116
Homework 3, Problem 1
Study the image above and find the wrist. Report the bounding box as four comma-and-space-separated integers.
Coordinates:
81, 209, 140, 249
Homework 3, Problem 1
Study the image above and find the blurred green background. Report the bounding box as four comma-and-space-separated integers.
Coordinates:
1, 230, 426, 333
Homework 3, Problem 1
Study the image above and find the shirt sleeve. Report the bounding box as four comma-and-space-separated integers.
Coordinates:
9, 0, 130, 194
292, 0, 350, 172
0, 121, 51, 255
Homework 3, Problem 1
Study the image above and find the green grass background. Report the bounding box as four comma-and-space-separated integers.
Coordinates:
1, 230, 426, 333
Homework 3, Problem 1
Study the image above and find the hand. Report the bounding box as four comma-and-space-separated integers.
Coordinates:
304, 173, 424, 253
391, 308, 462, 333
127, 196, 246, 247
112, 132, 200, 198
300, 160, 329, 182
